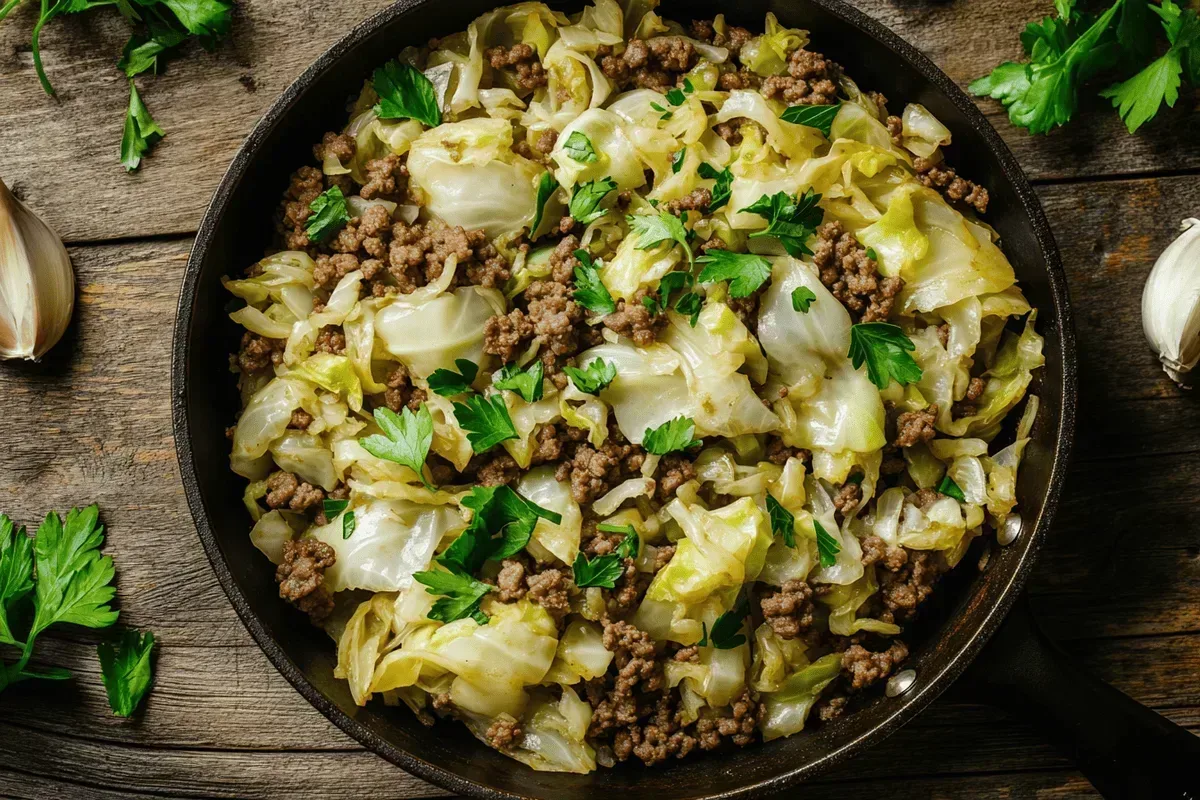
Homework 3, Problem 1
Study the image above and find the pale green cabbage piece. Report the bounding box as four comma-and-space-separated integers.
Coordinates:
737, 13, 808, 76
552, 108, 646, 191
757, 255, 852, 393
775, 361, 886, 455
518, 466, 583, 565
269, 431, 339, 492
310, 498, 465, 593
819, 567, 901, 636
249, 510, 296, 565
476, 687, 596, 773
545, 619, 614, 684
231, 377, 319, 479
665, 639, 749, 708
580, 340, 693, 444
407, 118, 542, 237
759, 652, 842, 741
659, 304, 780, 438
288, 352, 364, 412
900, 103, 952, 159
600, 225, 684, 300
940, 312, 1044, 437
375, 287, 506, 379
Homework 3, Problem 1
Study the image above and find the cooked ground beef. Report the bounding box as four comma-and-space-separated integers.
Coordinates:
359, 153, 409, 201
860, 535, 908, 571
603, 288, 661, 345
914, 156, 990, 214
237, 332, 284, 373
383, 365, 427, 413
314, 326, 346, 355
842, 641, 909, 690
555, 422, 647, 504
313, 131, 355, 166
760, 48, 841, 105
815, 693, 849, 722
694, 688, 764, 750
833, 481, 862, 517
476, 451, 523, 487
813, 221, 903, 322
759, 580, 814, 640
953, 376, 987, 419
892, 405, 939, 448
655, 453, 696, 502
527, 565, 573, 623
487, 43, 548, 91
276, 539, 336, 621
264, 470, 325, 513
598, 37, 699, 92
886, 114, 903, 146
495, 558, 527, 602
606, 558, 651, 616
726, 288, 762, 333
484, 715, 523, 750
876, 546, 946, 622
279, 165, 325, 250
549, 235, 582, 283
289, 409, 314, 430
765, 437, 811, 466
387, 219, 510, 292
664, 188, 711, 217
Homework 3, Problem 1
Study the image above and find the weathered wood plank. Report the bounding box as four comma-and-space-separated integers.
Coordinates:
1, 0, 1197, 243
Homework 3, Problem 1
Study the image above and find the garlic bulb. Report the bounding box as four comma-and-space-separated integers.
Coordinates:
0, 178, 75, 361
1143, 218, 1200, 387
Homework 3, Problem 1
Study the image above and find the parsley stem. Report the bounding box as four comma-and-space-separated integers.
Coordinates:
31, 0, 57, 96
0, 0, 25, 23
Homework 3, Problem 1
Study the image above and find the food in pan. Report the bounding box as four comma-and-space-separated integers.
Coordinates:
224, 0, 1043, 773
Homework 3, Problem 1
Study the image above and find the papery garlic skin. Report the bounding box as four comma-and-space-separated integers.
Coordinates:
0, 179, 75, 361
1142, 218, 1200, 387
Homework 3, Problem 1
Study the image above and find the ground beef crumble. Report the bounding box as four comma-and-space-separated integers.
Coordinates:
599, 37, 699, 92
760, 49, 841, 105
813, 221, 903, 322
276, 539, 336, 621
953, 376, 987, 419
484, 715, 523, 750
759, 580, 815, 639
554, 422, 647, 504
264, 470, 325, 513
914, 156, 990, 215
892, 405, 939, 448
842, 641, 909, 690
487, 43, 548, 91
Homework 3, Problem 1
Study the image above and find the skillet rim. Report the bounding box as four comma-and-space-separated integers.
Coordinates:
171, 0, 1078, 796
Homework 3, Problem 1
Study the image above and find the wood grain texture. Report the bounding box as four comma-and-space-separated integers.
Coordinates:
1, 0, 1198, 797
1, 0, 1198, 243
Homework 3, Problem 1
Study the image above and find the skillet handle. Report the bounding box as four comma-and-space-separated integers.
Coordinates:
957, 596, 1200, 799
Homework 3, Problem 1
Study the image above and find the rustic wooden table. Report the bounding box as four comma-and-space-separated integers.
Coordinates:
1, 1, 1197, 797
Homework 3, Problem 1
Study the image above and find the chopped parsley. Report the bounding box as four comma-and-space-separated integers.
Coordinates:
643, 416, 702, 455
627, 212, 694, 266
696, 249, 772, 298
322, 498, 349, 518
451, 393, 520, 453
572, 249, 617, 316
671, 147, 687, 174
697, 163, 733, 211
494, 360, 545, 403
427, 358, 479, 397
569, 177, 618, 224
98, 628, 156, 718
598, 523, 641, 559
814, 519, 841, 568
937, 475, 967, 503
766, 494, 796, 548
413, 570, 493, 624
848, 323, 924, 390
780, 102, 842, 136
674, 291, 703, 326
120, 81, 165, 173
866, 247, 879, 261
740, 189, 825, 257
359, 405, 435, 489
572, 551, 625, 588
341, 510, 357, 540
305, 186, 351, 244
791, 286, 817, 312
437, 485, 563, 574
649, 101, 673, 120
530, 172, 559, 239
563, 131, 598, 163
372, 59, 441, 127
701, 594, 750, 649
563, 357, 617, 395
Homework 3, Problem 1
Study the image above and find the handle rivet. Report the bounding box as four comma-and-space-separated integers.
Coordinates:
886, 668, 917, 698
998, 512, 1023, 546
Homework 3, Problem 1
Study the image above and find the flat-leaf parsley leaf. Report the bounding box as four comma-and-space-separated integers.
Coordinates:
452, 394, 520, 453
741, 189, 824, 257
792, 286, 816, 312
572, 249, 617, 315
570, 177, 618, 224
494, 360, 545, 403
359, 405, 435, 489
696, 249, 772, 298
98, 629, 155, 717
372, 59, 441, 127
563, 357, 617, 394
305, 186, 351, 244
413, 570, 493, 624
848, 323, 923, 390
780, 102, 842, 136
643, 416, 702, 455
427, 358, 479, 397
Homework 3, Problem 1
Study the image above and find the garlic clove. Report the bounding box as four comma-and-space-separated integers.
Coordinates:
0, 178, 75, 361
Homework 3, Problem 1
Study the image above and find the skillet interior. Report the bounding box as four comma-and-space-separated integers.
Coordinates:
172, 0, 1076, 796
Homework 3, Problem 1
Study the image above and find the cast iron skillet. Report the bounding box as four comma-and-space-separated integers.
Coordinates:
171, 1, 1200, 797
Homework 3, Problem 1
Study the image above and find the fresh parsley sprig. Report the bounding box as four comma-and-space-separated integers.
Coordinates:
563, 358, 617, 395
740, 189, 825, 257
428, 358, 479, 397
627, 212, 694, 266
766, 495, 796, 548
530, 172, 560, 240
373, 59, 441, 127
98, 629, 156, 717
937, 475, 967, 503
563, 131, 598, 163
699, 594, 750, 650
451, 394, 520, 453
792, 286, 816, 312
359, 405, 436, 489
437, 485, 563, 575
780, 102, 842, 136
494, 360, 545, 403
306, 186, 351, 244
570, 177, 618, 224
572, 249, 617, 316
643, 416, 702, 455
572, 551, 625, 588
412, 570, 493, 624
120, 81, 165, 173
697, 163, 733, 211
696, 249, 772, 298
848, 323, 924, 390
814, 519, 841, 568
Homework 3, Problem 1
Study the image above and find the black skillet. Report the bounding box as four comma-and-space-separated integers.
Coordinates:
170, 0, 1200, 796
